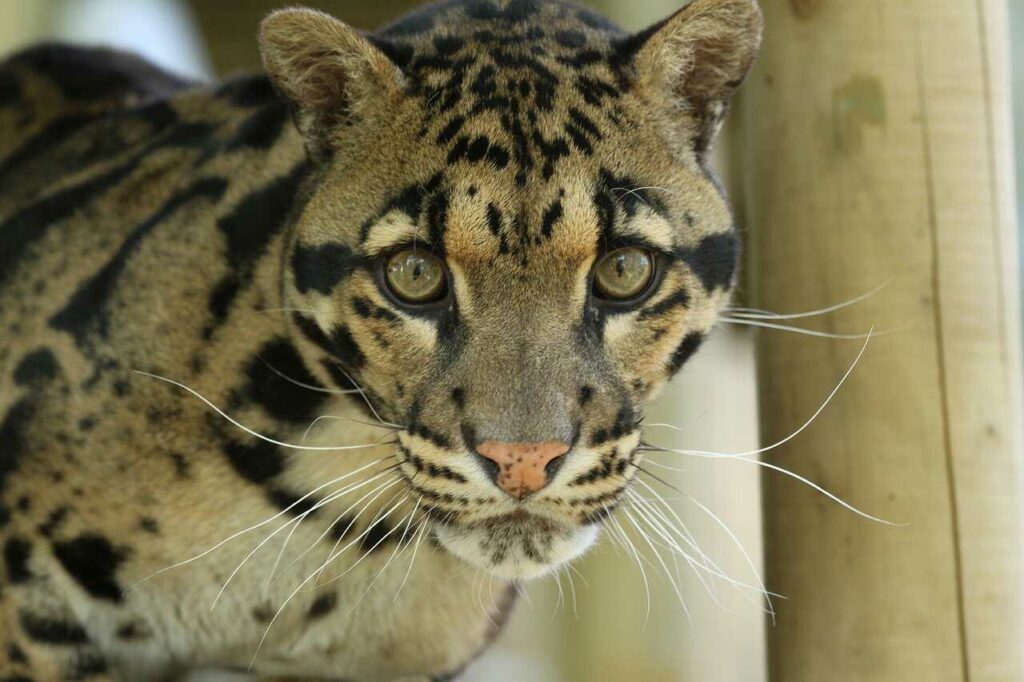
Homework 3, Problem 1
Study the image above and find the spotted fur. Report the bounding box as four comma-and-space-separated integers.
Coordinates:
0, 1, 761, 680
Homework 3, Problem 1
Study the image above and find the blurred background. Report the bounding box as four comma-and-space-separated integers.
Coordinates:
1, 1, 1022, 681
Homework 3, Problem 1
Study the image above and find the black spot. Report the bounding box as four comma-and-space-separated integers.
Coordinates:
12, 349, 59, 386
38, 506, 69, 537
290, 242, 360, 295
667, 332, 706, 375
3, 537, 32, 583
50, 178, 228, 347
169, 452, 191, 479
53, 534, 127, 602
328, 515, 358, 542
223, 439, 285, 485
266, 488, 319, 518
70, 652, 108, 679
116, 622, 151, 641
7, 643, 28, 663
307, 592, 338, 620
555, 30, 587, 48
0, 399, 34, 522
330, 325, 366, 369
290, 315, 332, 358
216, 74, 277, 107
225, 101, 289, 151
206, 161, 311, 334
360, 518, 393, 553
18, 611, 88, 644
437, 115, 467, 144
0, 69, 21, 106
540, 199, 563, 239
245, 338, 326, 423
679, 233, 739, 292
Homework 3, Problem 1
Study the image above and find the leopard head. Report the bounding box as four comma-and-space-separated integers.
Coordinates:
260, 0, 762, 579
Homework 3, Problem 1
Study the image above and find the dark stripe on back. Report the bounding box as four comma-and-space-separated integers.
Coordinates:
205, 160, 312, 336
0, 120, 217, 287
49, 177, 228, 348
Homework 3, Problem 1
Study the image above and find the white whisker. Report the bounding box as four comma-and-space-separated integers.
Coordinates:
131, 458, 389, 588
725, 278, 892, 321
132, 371, 394, 452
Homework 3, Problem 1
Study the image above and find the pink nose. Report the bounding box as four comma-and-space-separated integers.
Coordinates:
474, 440, 571, 499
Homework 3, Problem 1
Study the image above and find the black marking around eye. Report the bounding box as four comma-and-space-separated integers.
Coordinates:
679, 233, 739, 292
53, 533, 127, 602
358, 173, 442, 244
352, 297, 399, 322
667, 332, 706, 375
291, 242, 360, 295
638, 288, 690, 321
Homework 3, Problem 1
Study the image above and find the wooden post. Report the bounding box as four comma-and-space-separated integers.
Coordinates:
742, 1, 1024, 681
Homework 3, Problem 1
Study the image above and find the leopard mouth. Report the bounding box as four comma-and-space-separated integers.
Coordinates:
431, 507, 600, 580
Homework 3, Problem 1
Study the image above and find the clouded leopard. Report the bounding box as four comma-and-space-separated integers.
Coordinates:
0, 0, 762, 679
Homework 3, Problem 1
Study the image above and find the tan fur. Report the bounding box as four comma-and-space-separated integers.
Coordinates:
0, 2, 761, 680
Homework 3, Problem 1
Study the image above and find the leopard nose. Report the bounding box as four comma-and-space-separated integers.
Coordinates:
473, 440, 571, 499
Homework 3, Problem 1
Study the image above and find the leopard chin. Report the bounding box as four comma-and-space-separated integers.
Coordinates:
433, 510, 601, 580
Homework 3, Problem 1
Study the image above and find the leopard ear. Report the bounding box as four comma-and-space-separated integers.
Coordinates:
627, 0, 763, 156
259, 8, 403, 154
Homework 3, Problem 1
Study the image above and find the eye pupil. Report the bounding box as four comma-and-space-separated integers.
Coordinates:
384, 249, 447, 304
593, 247, 654, 302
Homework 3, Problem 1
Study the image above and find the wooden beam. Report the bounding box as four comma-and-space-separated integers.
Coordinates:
742, 1, 1023, 680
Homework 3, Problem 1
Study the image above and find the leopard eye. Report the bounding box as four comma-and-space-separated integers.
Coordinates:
384, 249, 447, 304
593, 247, 654, 301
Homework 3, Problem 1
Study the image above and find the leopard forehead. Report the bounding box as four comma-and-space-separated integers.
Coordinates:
368, 0, 637, 188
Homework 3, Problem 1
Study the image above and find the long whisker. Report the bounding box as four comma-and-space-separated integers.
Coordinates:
302, 415, 400, 443
276, 476, 403, 580
719, 317, 881, 339
213, 466, 399, 609
608, 514, 652, 628
393, 515, 429, 602
642, 329, 873, 461
725, 278, 892, 321
133, 371, 396, 452
326, 362, 402, 430
623, 508, 691, 622
687, 495, 777, 623
259, 355, 360, 395
131, 458, 389, 587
